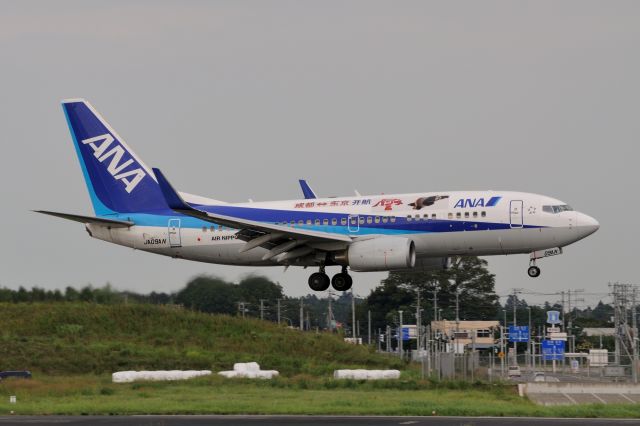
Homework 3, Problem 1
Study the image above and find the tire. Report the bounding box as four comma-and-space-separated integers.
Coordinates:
331, 273, 353, 291
308, 272, 330, 291
527, 266, 541, 278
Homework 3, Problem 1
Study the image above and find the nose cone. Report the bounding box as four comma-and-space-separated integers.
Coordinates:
576, 212, 600, 238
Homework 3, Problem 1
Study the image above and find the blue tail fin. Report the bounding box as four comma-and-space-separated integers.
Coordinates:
62, 99, 167, 216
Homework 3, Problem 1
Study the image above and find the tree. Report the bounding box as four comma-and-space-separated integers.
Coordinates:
237, 275, 284, 309
175, 275, 240, 315
364, 256, 501, 332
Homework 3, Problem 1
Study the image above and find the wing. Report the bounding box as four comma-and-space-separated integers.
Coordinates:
153, 168, 351, 262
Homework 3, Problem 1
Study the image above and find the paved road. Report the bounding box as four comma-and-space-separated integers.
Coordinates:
0, 416, 638, 426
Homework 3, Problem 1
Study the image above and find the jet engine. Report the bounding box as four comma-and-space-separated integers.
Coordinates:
338, 237, 416, 272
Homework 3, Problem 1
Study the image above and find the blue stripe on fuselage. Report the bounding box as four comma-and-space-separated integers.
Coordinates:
109, 205, 542, 235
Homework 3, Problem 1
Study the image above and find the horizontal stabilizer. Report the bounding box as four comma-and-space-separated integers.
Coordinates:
34, 210, 134, 227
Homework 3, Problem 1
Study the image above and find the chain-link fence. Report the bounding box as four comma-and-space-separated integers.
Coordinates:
404, 348, 640, 383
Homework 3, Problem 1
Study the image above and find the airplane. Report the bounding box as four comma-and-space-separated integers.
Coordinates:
37, 99, 600, 292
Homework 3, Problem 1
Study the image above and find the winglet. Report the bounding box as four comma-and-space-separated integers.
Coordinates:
298, 179, 317, 199
152, 168, 193, 211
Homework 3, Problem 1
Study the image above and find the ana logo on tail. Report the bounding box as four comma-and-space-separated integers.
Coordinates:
81, 134, 146, 193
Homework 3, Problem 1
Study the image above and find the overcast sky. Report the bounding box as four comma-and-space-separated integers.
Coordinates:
0, 1, 637, 309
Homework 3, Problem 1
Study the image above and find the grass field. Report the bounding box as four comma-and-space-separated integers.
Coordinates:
0, 303, 400, 376
1, 303, 639, 418
1, 374, 640, 418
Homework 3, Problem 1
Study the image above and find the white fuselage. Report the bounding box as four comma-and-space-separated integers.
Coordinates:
86, 190, 599, 267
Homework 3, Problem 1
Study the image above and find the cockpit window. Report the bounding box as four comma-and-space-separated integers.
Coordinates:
542, 205, 574, 214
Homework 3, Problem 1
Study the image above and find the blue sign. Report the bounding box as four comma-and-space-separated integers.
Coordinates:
509, 325, 529, 342
547, 310, 561, 325
542, 340, 565, 361
401, 327, 410, 341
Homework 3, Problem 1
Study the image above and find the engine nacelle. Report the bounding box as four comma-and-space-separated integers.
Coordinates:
403, 256, 451, 272
345, 237, 416, 272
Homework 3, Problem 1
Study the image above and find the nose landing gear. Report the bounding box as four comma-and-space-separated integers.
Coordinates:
527, 265, 541, 278
528, 258, 541, 278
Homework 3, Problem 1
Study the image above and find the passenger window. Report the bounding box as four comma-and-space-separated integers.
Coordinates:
290, 220, 295, 226
390, 216, 396, 223
464, 212, 469, 218
298, 220, 304, 226
323, 219, 328, 225
366, 217, 372, 224
210, 226, 215, 232
473, 212, 478, 218
481, 211, 486, 217
448, 212, 453, 219
350, 217, 356, 225
202, 226, 207, 232
374, 216, 380, 224
331, 218, 337, 225
432, 213, 436, 219
382, 217, 388, 223
415, 214, 420, 220
407, 215, 412, 222
314, 219, 320, 225
359, 217, 365, 224
456, 212, 461, 219
341, 218, 347, 225
423, 214, 428, 219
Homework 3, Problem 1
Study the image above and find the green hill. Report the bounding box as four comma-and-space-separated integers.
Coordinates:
0, 303, 400, 376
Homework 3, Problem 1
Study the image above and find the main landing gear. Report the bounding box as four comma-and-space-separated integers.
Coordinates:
308, 266, 353, 292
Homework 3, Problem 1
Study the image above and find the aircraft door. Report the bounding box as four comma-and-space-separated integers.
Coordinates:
168, 218, 182, 247
509, 200, 523, 228
348, 215, 359, 233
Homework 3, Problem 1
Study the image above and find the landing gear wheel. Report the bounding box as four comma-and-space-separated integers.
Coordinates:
308, 272, 330, 291
331, 273, 353, 291
527, 266, 541, 278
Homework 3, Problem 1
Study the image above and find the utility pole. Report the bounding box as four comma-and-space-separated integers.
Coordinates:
276, 299, 281, 325
561, 291, 565, 332
433, 285, 438, 325
566, 289, 585, 353
398, 310, 404, 359
260, 299, 266, 320
512, 289, 522, 365
351, 289, 356, 339
368, 310, 372, 345
306, 312, 310, 332
416, 289, 422, 351
528, 306, 532, 370
299, 298, 304, 331
327, 291, 334, 331
632, 287, 638, 384
455, 287, 460, 333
